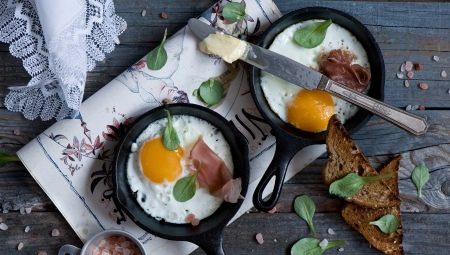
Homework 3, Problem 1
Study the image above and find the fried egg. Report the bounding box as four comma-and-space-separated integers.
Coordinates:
260, 20, 370, 133
126, 115, 233, 224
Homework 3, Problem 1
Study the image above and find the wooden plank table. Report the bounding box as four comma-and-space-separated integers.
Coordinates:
0, 0, 449, 254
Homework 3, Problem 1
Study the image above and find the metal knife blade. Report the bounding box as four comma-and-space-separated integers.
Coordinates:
188, 18, 326, 90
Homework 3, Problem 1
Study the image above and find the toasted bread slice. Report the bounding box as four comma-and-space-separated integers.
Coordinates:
342, 203, 403, 255
323, 116, 400, 208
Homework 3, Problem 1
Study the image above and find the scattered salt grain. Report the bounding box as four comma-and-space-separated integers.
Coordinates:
327, 228, 336, 235
404, 80, 410, 88
319, 239, 329, 250
441, 70, 447, 78
13, 129, 21, 136
17, 242, 24, 251
160, 12, 168, 19
407, 71, 414, 79
51, 228, 60, 237
37, 251, 48, 255
0, 222, 8, 230
419, 105, 426, 111
419, 82, 429, 90
25, 207, 32, 214
400, 63, 406, 72
406, 105, 412, 111
3, 209, 9, 213
414, 63, 423, 71
141, 9, 146, 17
447, 89, 450, 94
268, 206, 277, 214
405, 61, 413, 72
130, 143, 138, 152
396, 73, 404, 79
19, 207, 25, 215
255, 233, 264, 244
273, 238, 278, 243
338, 247, 345, 252
432, 55, 440, 62
24, 225, 30, 233
413, 105, 420, 110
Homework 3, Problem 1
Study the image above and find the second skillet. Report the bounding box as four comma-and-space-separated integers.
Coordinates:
250, 7, 385, 212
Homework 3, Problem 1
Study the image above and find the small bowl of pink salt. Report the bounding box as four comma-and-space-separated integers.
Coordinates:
58, 229, 145, 255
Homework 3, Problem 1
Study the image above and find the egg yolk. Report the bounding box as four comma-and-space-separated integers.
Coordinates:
287, 89, 335, 133
139, 137, 184, 183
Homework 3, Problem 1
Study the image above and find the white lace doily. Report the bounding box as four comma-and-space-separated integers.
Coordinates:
0, 0, 126, 120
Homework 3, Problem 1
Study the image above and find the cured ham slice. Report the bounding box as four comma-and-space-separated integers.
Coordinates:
190, 137, 242, 203
319, 49, 371, 93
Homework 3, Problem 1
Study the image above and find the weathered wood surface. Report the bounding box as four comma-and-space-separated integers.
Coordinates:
1, 0, 450, 254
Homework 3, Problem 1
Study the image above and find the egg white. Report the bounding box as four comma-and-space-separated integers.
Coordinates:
260, 20, 369, 127
126, 115, 234, 224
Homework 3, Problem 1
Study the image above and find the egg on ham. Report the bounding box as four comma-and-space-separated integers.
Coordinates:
260, 19, 371, 133
126, 115, 238, 224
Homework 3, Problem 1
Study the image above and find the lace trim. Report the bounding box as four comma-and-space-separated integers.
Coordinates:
0, 0, 126, 120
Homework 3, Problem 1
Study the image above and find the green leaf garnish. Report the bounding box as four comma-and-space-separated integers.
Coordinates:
291, 238, 346, 255
370, 214, 400, 234
197, 79, 224, 106
329, 172, 394, 198
293, 20, 332, 48
162, 110, 180, 151
294, 195, 317, 236
173, 173, 197, 202
411, 163, 429, 198
221, 2, 246, 23
0, 152, 19, 167
147, 28, 168, 70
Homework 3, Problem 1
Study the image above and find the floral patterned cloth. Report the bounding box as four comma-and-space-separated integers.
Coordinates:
17, 0, 327, 254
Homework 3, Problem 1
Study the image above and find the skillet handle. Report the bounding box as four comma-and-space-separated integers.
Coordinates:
194, 231, 225, 255
252, 134, 307, 212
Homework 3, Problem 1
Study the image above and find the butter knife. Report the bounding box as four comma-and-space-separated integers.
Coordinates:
188, 19, 428, 135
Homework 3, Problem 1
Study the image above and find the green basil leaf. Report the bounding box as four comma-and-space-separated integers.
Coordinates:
173, 174, 197, 202
411, 163, 430, 197
294, 195, 316, 235
369, 214, 400, 234
198, 79, 224, 106
147, 28, 168, 70
162, 110, 180, 151
221, 2, 246, 23
0, 152, 19, 167
293, 20, 332, 48
291, 238, 346, 255
329, 173, 393, 198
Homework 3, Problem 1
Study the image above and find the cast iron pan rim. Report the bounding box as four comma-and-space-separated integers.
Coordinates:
249, 6, 385, 140
112, 103, 249, 241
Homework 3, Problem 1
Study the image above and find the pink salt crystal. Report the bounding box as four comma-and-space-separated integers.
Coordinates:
51, 228, 60, 237
407, 71, 414, 79
268, 206, 277, 214
191, 218, 200, 226
255, 233, 264, 244
419, 82, 429, 90
404, 61, 413, 72
419, 105, 426, 111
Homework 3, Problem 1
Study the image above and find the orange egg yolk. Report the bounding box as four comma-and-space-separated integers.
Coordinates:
287, 89, 335, 133
139, 137, 184, 183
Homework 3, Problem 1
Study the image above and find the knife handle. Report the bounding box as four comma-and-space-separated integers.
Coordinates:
320, 80, 428, 135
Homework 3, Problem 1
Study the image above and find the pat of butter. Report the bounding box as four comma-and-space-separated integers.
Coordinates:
199, 32, 247, 63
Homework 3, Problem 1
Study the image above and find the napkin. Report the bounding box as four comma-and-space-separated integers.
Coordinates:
16, 0, 327, 253
0, 0, 126, 120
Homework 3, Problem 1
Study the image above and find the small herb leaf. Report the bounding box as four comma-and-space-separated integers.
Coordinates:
293, 20, 332, 48
411, 163, 429, 197
162, 110, 180, 150
221, 2, 246, 23
198, 79, 225, 106
294, 195, 316, 235
329, 173, 393, 198
369, 214, 400, 234
0, 152, 19, 167
291, 238, 346, 255
147, 28, 168, 70
173, 174, 197, 202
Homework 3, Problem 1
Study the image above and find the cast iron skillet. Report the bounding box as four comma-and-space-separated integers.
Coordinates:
113, 103, 249, 255
251, 7, 385, 212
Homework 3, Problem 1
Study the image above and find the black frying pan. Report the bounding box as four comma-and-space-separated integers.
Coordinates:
250, 7, 385, 212
113, 103, 249, 255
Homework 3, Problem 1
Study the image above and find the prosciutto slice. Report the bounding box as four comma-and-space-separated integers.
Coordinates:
190, 137, 242, 203
318, 49, 371, 93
